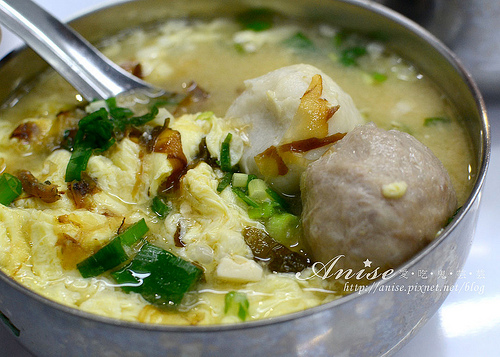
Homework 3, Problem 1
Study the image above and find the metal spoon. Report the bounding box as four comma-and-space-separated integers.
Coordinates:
0, 0, 164, 101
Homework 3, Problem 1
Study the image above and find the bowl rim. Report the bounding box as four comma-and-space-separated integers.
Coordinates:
0, 0, 491, 334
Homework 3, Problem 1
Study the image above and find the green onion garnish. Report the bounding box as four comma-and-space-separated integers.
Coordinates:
217, 172, 233, 193
0, 173, 23, 206
371, 72, 388, 83
65, 108, 115, 182
77, 237, 129, 278
106, 96, 163, 130
151, 196, 171, 219
247, 178, 271, 203
424, 117, 451, 126
65, 98, 170, 182
128, 105, 160, 127
236, 8, 275, 32
224, 291, 250, 321
247, 201, 280, 220
340, 46, 367, 66
265, 212, 300, 246
333, 31, 348, 48
219, 133, 233, 172
77, 219, 149, 278
65, 145, 93, 182
231, 173, 249, 188
265, 187, 289, 211
117, 218, 149, 247
283, 32, 315, 51
232, 187, 260, 208
111, 243, 203, 308
76, 108, 116, 151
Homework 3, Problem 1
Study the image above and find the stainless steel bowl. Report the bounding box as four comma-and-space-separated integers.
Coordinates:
0, 0, 490, 356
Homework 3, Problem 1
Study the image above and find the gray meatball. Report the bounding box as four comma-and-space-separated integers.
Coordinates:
301, 123, 457, 271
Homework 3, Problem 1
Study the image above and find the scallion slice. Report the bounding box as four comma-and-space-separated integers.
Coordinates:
265, 212, 300, 245
128, 105, 159, 127
224, 291, 250, 321
77, 219, 149, 278
283, 32, 315, 51
232, 187, 260, 208
236, 8, 275, 32
77, 237, 129, 278
219, 133, 233, 172
217, 172, 233, 193
265, 187, 289, 211
65, 145, 93, 182
340, 46, 367, 66
117, 218, 149, 246
231, 173, 249, 188
151, 196, 171, 219
247, 201, 280, 220
65, 108, 115, 182
0, 173, 23, 206
248, 178, 271, 203
424, 116, 451, 126
371, 72, 388, 83
111, 243, 203, 308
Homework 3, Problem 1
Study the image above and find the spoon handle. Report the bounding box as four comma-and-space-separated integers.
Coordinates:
0, 0, 158, 101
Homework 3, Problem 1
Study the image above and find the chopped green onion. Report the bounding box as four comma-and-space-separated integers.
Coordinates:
196, 111, 214, 121
247, 174, 258, 183
151, 196, 171, 219
65, 145, 93, 182
283, 32, 315, 51
371, 72, 388, 83
340, 46, 367, 66
237, 8, 275, 31
234, 43, 246, 54
219, 133, 233, 172
117, 218, 149, 246
111, 243, 203, 308
0, 173, 23, 206
109, 107, 134, 132
77, 219, 149, 278
232, 173, 249, 188
106, 96, 172, 130
232, 187, 260, 208
248, 178, 271, 203
224, 291, 250, 321
77, 237, 129, 278
65, 108, 115, 182
424, 116, 451, 126
328, 52, 339, 63
65, 98, 170, 182
333, 31, 348, 47
76, 108, 115, 150
105, 97, 117, 108
128, 105, 160, 127
247, 201, 280, 220
106, 97, 134, 131
265, 188, 289, 211
265, 212, 300, 246
217, 172, 233, 193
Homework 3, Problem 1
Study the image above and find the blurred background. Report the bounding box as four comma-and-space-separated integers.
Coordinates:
373, 0, 500, 99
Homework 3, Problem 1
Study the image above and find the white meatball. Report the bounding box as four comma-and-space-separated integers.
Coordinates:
301, 123, 457, 271
225, 64, 364, 194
